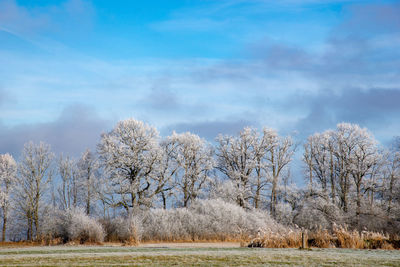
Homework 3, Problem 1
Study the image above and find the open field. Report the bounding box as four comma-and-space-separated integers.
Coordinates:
0, 244, 399, 266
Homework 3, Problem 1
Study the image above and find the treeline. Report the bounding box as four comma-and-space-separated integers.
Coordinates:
0, 119, 399, 243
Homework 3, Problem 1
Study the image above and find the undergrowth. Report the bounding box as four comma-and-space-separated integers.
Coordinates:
248, 225, 399, 249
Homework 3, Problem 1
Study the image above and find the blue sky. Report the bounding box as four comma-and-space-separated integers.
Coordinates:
0, 0, 399, 157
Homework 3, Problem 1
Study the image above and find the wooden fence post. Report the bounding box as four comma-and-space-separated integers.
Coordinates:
302, 231, 307, 249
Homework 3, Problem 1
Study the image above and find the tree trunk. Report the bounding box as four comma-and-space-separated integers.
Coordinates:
356, 181, 361, 229
330, 152, 335, 205
183, 178, 189, 207
388, 173, 394, 214
161, 191, 167, 210
34, 191, 40, 240
271, 176, 277, 217
86, 176, 91, 215
2, 209, 7, 242
342, 173, 349, 213
73, 174, 77, 208
27, 213, 33, 241
254, 171, 261, 209
254, 186, 260, 209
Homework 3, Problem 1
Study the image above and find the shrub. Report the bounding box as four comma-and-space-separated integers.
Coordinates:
42, 208, 105, 244
139, 199, 278, 242
102, 216, 141, 244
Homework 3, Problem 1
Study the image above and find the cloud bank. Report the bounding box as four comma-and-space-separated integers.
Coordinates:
0, 105, 110, 157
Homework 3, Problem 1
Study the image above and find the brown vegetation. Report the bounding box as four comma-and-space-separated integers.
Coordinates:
248, 225, 400, 249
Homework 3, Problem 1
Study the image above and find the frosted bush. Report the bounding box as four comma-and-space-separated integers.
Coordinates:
209, 180, 239, 204
293, 197, 343, 230
140, 199, 279, 241
103, 216, 141, 243
42, 208, 105, 243
67, 209, 105, 243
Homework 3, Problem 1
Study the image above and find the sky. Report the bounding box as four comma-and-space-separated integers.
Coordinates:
0, 0, 399, 159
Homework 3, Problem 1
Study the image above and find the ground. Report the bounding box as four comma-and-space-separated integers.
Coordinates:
0, 243, 399, 266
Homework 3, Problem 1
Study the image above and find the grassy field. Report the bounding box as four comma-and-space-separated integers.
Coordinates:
0, 244, 399, 266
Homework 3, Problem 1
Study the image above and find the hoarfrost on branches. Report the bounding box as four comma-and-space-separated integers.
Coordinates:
97, 119, 164, 213
165, 131, 214, 207
0, 154, 17, 241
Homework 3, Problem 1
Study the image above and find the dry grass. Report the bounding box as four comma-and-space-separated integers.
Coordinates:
248, 228, 301, 248
334, 226, 365, 249
248, 225, 399, 250
308, 229, 335, 248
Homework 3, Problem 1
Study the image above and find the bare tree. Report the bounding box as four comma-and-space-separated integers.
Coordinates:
16, 142, 54, 240
251, 128, 276, 209
77, 149, 99, 215
166, 132, 214, 207
216, 128, 256, 208
346, 125, 380, 227
303, 132, 332, 199
216, 127, 294, 213
383, 148, 400, 216
0, 154, 17, 241
156, 139, 180, 209
303, 123, 382, 228
57, 154, 78, 210
97, 119, 165, 214
267, 133, 294, 218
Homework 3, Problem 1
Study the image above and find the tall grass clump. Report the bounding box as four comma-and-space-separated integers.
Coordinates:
248, 227, 301, 248
249, 224, 397, 249
333, 225, 364, 248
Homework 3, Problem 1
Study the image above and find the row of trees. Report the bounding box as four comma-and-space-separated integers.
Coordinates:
97, 120, 296, 216
301, 124, 400, 231
0, 144, 99, 241
0, 119, 399, 241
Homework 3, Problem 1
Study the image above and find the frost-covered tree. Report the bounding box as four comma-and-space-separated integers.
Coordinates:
0, 154, 17, 241
250, 128, 276, 209
15, 142, 54, 240
165, 132, 214, 207
382, 146, 400, 217
346, 125, 380, 225
216, 127, 257, 208
266, 132, 294, 217
303, 132, 331, 198
97, 119, 164, 214
77, 149, 99, 215
303, 123, 382, 228
57, 155, 79, 210
155, 138, 180, 209
216, 127, 293, 212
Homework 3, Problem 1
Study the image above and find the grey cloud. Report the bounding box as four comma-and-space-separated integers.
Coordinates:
342, 2, 400, 35
145, 78, 180, 111
138, 77, 215, 118
253, 3, 400, 76
163, 118, 259, 141
190, 2, 400, 143
0, 104, 110, 158
293, 88, 400, 139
